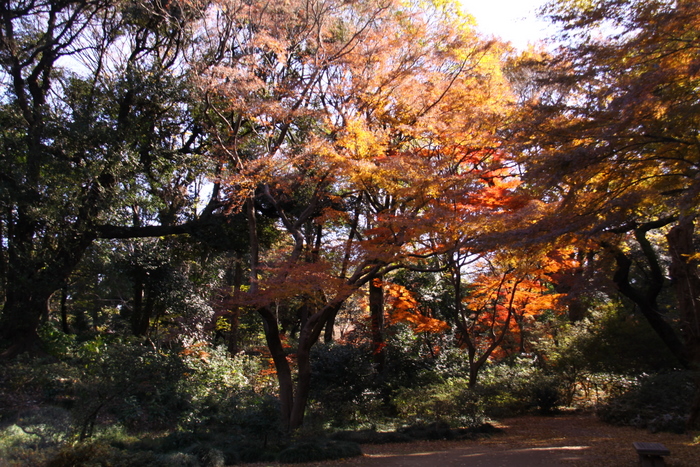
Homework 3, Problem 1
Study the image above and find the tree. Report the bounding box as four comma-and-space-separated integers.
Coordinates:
512, 0, 700, 426
0, 0, 226, 355
198, 0, 516, 430
444, 247, 568, 386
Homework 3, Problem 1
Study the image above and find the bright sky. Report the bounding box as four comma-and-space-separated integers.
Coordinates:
459, 0, 553, 49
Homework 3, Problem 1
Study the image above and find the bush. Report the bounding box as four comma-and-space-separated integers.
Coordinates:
329, 421, 502, 446
177, 346, 277, 432
474, 358, 562, 418
597, 371, 694, 433
46, 443, 203, 467
188, 445, 225, 467
392, 378, 485, 427
542, 305, 679, 405
71, 340, 276, 438
382, 356, 565, 424
38, 322, 78, 359
531, 376, 562, 415
72, 339, 189, 437
308, 343, 377, 427
0, 423, 61, 467
0, 356, 81, 423
0, 339, 284, 465
47, 442, 116, 467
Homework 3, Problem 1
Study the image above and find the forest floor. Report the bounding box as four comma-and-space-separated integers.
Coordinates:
247, 412, 700, 466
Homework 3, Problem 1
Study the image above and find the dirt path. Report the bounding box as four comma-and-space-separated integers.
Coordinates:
254, 413, 699, 467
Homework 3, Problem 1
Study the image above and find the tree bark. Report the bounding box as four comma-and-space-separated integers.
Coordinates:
1, 271, 55, 357
289, 343, 312, 430
225, 255, 243, 354
666, 217, 700, 429
370, 277, 386, 372
259, 307, 295, 431
322, 302, 344, 344
611, 246, 689, 367
60, 285, 69, 334
131, 268, 147, 336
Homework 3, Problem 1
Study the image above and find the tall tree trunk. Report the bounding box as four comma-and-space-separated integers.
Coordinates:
131, 269, 146, 335
1, 274, 54, 357
611, 247, 689, 367
1, 222, 93, 355
323, 302, 343, 343
467, 351, 479, 388
246, 196, 300, 429
370, 277, 385, 372
60, 284, 70, 334
131, 269, 153, 337
287, 299, 356, 431
220, 254, 243, 354
259, 307, 295, 431
289, 343, 312, 430
229, 255, 243, 354
325, 199, 362, 344
0, 210, 6, 304
667, 217, 700, 429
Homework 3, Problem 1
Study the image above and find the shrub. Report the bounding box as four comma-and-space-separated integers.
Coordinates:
597, 370, 694, 433
308, 343, 376, 427
530, 376, 562, 415
475, 358, 553, 417
0, 423, 59, 467
72, 339, 189, 437
189, 445, 225, 467
0, 356, 81, 422
38, 322, 77, 359
542, 305, 679, 405
392, 378, 485, 427
176, 346, 275, 431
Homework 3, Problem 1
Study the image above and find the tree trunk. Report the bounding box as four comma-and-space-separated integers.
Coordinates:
464, 330, 478, 388
260, 307, 295, 431
229, 256, 243, 354
666, 217, 700, 429
131, 269, 153, 337
131, 269, 146, 335
370, 277, 385, 372
0, 210, 6, 303
323, 302, 341, 344
1, 276, 53, 357
60, 285, 70, 334
611, 248, 689, 367
221, 254, 243, 354
289, 344, 312, 430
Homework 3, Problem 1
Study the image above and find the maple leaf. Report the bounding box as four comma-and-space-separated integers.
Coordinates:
383, 281, 449, 333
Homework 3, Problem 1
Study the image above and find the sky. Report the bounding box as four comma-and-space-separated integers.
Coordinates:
459, 0, 553, 49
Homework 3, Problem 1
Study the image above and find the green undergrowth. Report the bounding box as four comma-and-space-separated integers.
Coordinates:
330, 420, 503, 445
597, 371, 694, 434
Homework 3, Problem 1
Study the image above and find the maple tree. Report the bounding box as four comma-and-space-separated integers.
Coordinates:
444, 246, 569, 386
511, 0, 700, 426
197, 0, 518, 429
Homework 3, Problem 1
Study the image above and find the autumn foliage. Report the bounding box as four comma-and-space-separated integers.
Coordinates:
382, 280, 450, 334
